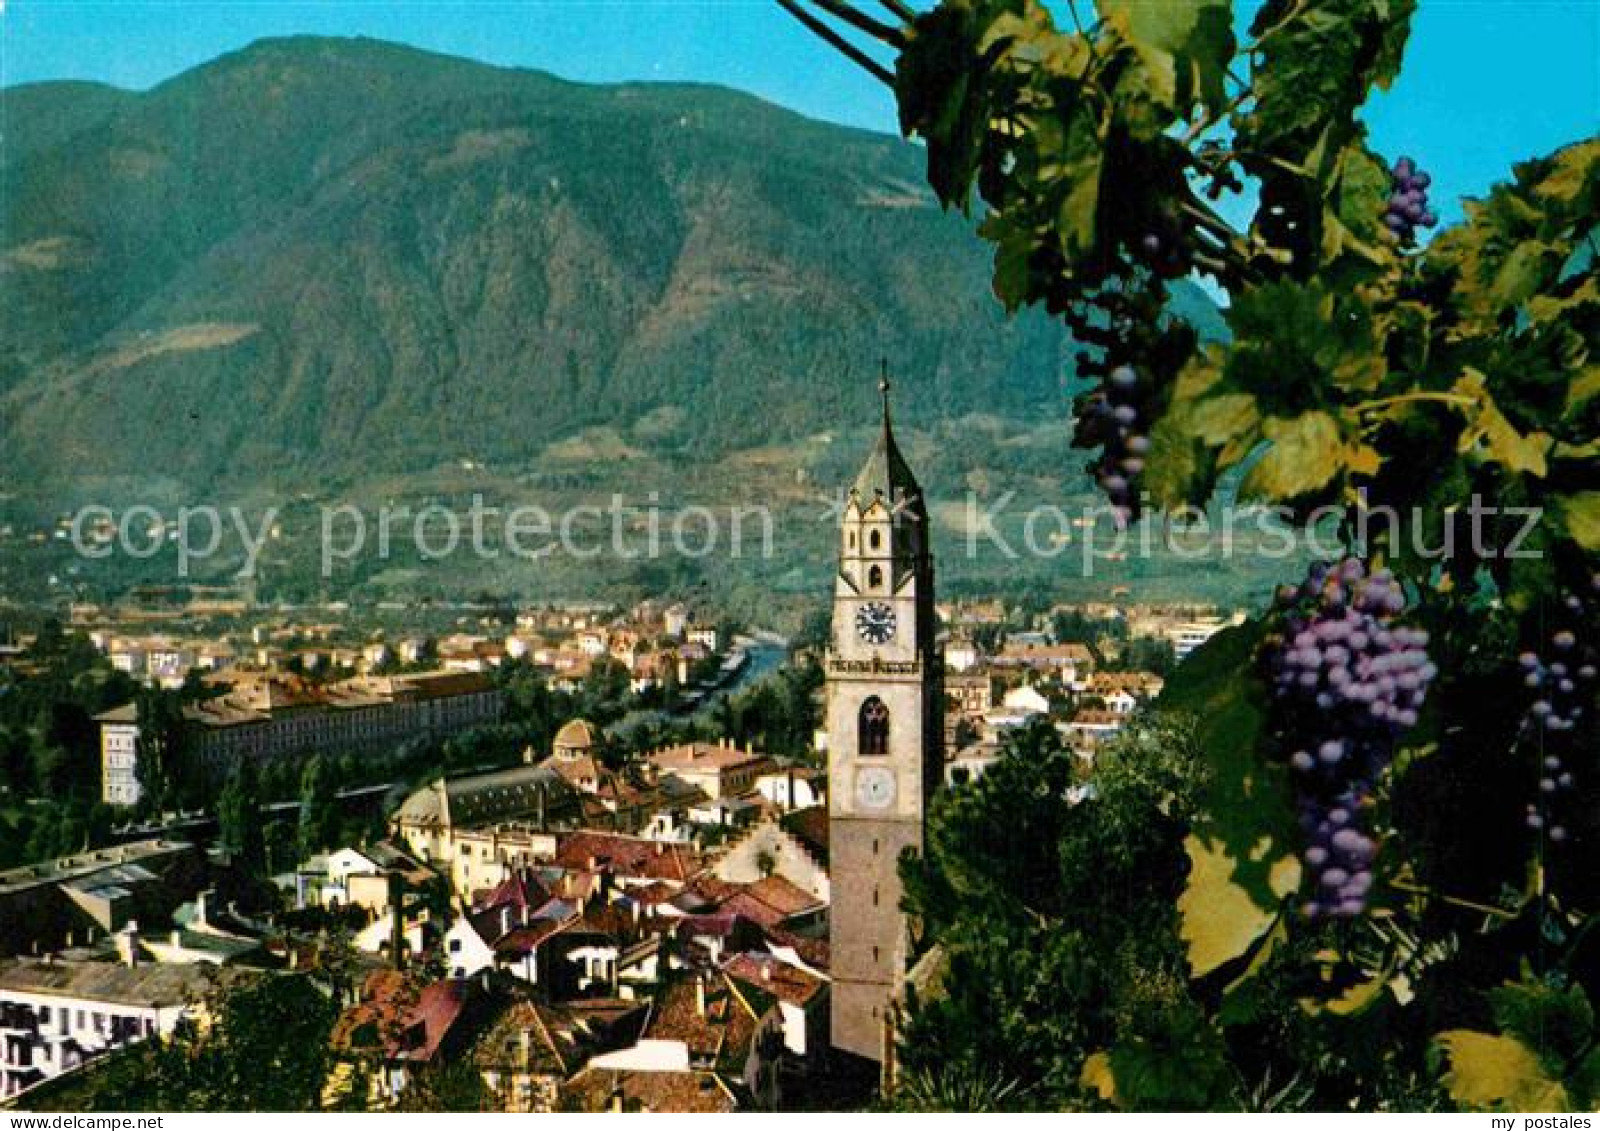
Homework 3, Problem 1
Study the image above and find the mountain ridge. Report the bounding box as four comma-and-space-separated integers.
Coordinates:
1, 36, 1090, 501
0, 37, 1220, 518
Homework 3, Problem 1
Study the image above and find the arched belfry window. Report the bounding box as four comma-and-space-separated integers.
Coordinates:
859, 697, 890, 758
868, 564, 884, 588
847, 531, 857, 550
869, 529, 882, 550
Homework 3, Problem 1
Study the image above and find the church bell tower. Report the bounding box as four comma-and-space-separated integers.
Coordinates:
825, 368, 941, 1065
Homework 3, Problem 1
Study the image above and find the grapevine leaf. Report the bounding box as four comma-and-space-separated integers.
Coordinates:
1104, 1008, 1236, 1110
1532, 136, 1600, 205
1553, 437, 1600, 463
980, 212, 1038, 310
1144, 406, 1216, 509
1450, 370, 1554, 477
1366, 0, 1417, 89
1528, 273, 1600, 326
1178, 834, 1298, 978
1238, 0, 1416, 155
1189, 394, 1261, 446
1322, 142, 1394, 269
1487, 980, 1595, 1068
1552, 491, 1600, 552
1098, 0, 1235, 117
1435, 1031, 1571, 1112
1571, 1050, 1600, 1112
895, 0, 1007, 208
1566, 363, 1600, 416
1161, 622, 1301, 983
1239, 412, 1344, 502
1080, 1050, 1117, 1103
1224, 281, 1386, 415
1489, 241, 1562, 309
1056, 147, 1105, 257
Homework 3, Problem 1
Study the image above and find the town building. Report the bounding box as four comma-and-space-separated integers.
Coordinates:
97, 670, 504, 806
391, 763, 584, 892
713, 814, 831, 903
0, 955, 251, 1100
0, 840, 207, 959
944, 670, 993, 717
647, 741, 774, 801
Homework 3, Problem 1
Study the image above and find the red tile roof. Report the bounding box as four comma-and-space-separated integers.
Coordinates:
475, 868, 548, 913
763, 927, 830, 973
649, 741, 770, 774
332, 971, 484, 1064
723, 951, 826, 1008
694, 874, 823, 929
493, 918, 570, 956
554, 832, 702, 883
645, 972, 758, 1070
743, 874, 824, 917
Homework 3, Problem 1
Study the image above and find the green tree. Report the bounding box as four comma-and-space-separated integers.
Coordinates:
394, 1058, 489, 1112
149, 975, 339, 1111
29, 974, 340, 1112
899, 718, 1229, 1109
217, 758, 267, 875
298, 754, 339, 860
134, 686, 187, 812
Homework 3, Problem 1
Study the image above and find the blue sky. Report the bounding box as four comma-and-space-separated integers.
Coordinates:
1, 1, 1596, 226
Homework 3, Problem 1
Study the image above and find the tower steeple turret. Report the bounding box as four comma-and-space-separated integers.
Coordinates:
826, 359, 941, 1068
850, 362, 925, 519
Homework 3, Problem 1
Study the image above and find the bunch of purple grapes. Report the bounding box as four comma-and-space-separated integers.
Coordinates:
1518, 575, 1598, 844
1265, 558, 1437, 918
1136, 219, 1190, 280
1078, 363, 1150, 527
1383, 156, 1438, 243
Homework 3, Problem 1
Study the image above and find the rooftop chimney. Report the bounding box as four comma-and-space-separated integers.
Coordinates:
388, 870, 405, 970
695, 975, 706, 1017
115, 922, 140, 967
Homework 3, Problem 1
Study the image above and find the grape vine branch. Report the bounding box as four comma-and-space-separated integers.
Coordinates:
783, 0, 1598, 1111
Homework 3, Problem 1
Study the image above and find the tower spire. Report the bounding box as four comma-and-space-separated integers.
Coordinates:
852, 357, 922, 506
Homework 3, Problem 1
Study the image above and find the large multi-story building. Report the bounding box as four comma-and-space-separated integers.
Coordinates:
97, 670, 503, 806
825, 377, 941, 1066
0, 951, 251, 1100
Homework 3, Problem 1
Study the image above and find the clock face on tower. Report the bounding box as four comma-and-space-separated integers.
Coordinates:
855, 765, 896, 810
855, 601, 897, 644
